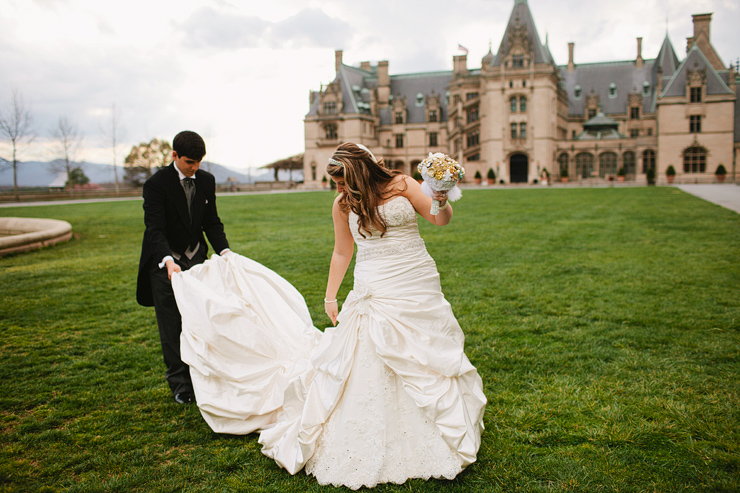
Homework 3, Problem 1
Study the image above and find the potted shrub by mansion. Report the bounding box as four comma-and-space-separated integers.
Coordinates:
303, 1, 738, 188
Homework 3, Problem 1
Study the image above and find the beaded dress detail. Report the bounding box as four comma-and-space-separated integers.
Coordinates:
172, 196, 486, 490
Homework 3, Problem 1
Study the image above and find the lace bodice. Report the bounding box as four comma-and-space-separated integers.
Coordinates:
348, 196, 426, 262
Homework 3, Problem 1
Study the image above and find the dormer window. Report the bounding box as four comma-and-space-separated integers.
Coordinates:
642, 81, 651, 97
512, 55, 524, 68
428, 109, 438, 122
395, 112, 404, 124
574, 85, 582, 99
609, 83, 617, 99
416, 93, 425, 106
323, 101, 337, 115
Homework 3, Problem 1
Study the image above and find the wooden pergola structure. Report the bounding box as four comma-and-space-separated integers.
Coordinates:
261, 153, 304, 181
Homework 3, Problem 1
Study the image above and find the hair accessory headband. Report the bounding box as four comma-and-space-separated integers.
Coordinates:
356, 143, 377, 163
328, 157, 344, 167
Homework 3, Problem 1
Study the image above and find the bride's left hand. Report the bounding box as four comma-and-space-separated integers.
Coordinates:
325, 301, 339, 326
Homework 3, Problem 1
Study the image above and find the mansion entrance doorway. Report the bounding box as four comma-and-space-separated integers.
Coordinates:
510, 154, 529, 183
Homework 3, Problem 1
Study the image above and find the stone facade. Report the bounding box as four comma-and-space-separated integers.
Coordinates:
303, 0, 739, 187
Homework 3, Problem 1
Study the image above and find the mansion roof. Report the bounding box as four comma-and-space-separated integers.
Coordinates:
307, 0, 738, 141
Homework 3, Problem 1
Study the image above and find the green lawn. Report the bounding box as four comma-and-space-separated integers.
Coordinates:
1, 187, 738, 492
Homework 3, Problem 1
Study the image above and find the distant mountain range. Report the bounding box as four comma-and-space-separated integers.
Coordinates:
0, 160, 302, 188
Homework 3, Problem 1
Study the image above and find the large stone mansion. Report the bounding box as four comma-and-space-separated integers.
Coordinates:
302, 0, 738, 187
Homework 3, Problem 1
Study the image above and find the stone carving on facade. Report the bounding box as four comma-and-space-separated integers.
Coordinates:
587, 91, 600, 111
687, 68, 707, 86
508, 18, 529, 55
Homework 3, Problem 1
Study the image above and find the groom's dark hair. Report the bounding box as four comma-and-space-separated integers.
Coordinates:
173, 131, 206, 161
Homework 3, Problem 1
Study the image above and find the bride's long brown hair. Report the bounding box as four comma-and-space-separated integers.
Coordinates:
326, 142, 404, 238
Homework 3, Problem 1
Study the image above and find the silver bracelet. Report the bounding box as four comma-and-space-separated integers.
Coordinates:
324, 298, 337, 304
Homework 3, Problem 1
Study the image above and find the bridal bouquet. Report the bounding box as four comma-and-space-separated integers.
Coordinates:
418, 152, 464, 215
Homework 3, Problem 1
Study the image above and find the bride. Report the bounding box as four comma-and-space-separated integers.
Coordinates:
171, 142, 486, 489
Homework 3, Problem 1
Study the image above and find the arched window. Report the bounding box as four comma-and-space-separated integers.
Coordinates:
575, 152, 594, 179
642, 149, 655, 173
599, 152, 617, 177
510, 97, 517, 113
574, 85, 582, 99
558, 153, 569, 177
684, 146, 707, 173
623, 151, 635, 175
520, 96, 527, 112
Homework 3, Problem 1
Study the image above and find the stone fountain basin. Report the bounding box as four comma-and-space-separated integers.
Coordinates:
0, 217, 73, 256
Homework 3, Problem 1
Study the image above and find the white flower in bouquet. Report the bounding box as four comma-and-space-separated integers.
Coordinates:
417, 152, 464, 214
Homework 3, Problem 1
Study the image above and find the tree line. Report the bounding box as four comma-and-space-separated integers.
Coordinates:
0, 88, 173, 201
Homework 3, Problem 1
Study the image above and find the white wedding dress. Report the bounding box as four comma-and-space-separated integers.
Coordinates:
172, 196, 486, 489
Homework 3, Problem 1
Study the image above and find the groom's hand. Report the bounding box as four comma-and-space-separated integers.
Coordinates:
166, 259, 181, 280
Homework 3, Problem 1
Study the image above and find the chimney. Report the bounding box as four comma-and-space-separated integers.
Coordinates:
693, 13, 712, 42
636, 37, 643, 69
335, 50, 343, 72
453, 54, 468, 77
360, 61, 371, 72
567, 42, 575, 72
686, 36, 695, 53
377, 60, 390, 106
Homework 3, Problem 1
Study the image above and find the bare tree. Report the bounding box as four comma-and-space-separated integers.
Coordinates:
50, 116, 83, 191
0, 89, 35, 201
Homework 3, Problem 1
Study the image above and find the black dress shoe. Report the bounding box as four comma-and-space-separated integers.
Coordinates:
174, 391, 195, 404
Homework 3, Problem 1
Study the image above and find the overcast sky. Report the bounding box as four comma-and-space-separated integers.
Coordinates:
1, 0, 738, 171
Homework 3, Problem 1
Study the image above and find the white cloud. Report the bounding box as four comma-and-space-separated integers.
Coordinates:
0, 0, 737, 171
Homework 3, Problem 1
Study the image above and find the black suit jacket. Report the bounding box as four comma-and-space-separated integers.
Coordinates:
136, 163, 229, 306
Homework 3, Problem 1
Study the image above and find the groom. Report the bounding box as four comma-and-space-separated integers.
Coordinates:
136, 130, 230, 404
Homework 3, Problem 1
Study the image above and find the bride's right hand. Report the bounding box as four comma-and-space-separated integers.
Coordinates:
325, 300, 339, 326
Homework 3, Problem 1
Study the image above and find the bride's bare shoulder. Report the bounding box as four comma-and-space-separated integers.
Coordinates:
385, 174, 415, 195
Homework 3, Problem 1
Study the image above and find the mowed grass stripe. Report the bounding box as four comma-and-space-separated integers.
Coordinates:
0, 186, 738, 492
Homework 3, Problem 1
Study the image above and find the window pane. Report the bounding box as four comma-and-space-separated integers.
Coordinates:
623, 152, 635, 175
